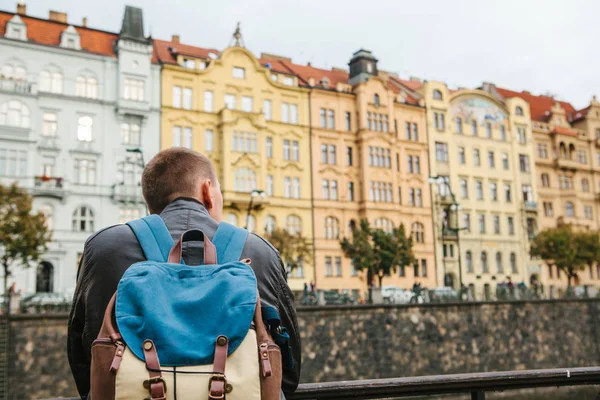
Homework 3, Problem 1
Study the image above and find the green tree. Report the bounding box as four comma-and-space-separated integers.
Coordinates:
264, 228, 312, 275
531, 225, 600, 287
0, 183, 51, 298
340, 219, 415, 289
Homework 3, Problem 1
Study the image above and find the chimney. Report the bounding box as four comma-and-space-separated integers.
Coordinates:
172, 34, 180, 43
82, 17, 87, 27
16, 1, 26, 15
49, 10, 67, 23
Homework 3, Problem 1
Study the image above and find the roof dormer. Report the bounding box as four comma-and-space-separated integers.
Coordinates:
60, 26, 81, 50
5, 14, 27, 41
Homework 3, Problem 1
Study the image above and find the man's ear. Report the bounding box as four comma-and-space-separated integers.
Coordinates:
200, 179, 214, 210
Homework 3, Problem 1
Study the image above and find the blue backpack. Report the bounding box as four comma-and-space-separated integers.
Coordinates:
90, 215, 291, 400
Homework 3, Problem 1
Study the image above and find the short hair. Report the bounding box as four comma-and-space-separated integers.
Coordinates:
142, 148, 217, 213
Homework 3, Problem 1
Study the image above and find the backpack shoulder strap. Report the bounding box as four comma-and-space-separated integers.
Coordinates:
126, 215, 174, 262
212, 222, 249, 264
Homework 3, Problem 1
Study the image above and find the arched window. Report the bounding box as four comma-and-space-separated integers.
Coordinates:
374, 93, 380, 106
36, 262, 54, 293
38, 204, 54, 231
286, 215, 302, 235
121, 123, 141, 146
234, 168, 257, 193
325, 216, 340, 240
39, 69, 63, 94
432, 89, 443, 100
72, 206, 94, 232
374, 217, 392, 233
0, 100, 30, 128
515, 106, 524, 116
411, 222, 425, 243
569, 144, 576, 159
582, 178, 590, 192
481, 251, 488, 273
1, 63, 26, 80
466, 251, 473, 273
559, 142, 568, 159
541, 173, 550, 187
226, 213, 238, 227
496, 252, 503, 273
265, 215, 276, 234
565, 202, 574, 217
76, 75, 99, 99
510, 252, 517, 273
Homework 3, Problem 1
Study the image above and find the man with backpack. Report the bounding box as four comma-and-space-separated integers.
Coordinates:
68, 148, 301, 399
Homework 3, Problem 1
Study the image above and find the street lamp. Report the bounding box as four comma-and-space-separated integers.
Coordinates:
245, 189, 266, 230
429, 175, 466, 295
126, 148, 147, 215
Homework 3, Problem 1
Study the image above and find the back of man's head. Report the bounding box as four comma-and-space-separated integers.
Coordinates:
142, 148, 217, 214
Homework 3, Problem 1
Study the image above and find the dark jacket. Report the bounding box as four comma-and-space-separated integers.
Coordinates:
67, 198, 301, 399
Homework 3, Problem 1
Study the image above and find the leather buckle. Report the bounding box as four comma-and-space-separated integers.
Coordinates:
208, 373, 229, 398
143, 376, 167, 391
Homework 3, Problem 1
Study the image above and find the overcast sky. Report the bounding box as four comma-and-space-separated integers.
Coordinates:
18, 0, 600, 109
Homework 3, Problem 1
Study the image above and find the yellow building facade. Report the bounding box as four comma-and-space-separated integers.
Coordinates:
415, 81, 539, 300
155, 36, 313, 291
266, 50, 436, 297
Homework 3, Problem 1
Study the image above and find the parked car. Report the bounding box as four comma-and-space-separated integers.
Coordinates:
428, 287, 459, 303
21, 292, 71, 313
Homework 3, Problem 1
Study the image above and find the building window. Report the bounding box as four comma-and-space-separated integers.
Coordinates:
460, 179, 468, 199
205, 129, 214, 152
325, 256, 333, 277
291, 141, 299, 161
476, 181, 483, 200
565, 202, 575, 217
232, 67, 245, 79
241, 96, 253, 112
266, 175, 274, 196
436, 142, 448, 162
234, 168, 257, 192
479, 214, 486, 233
75, 76, 98, 99
334, 257, 342, 277
292, 177, 301, 199
0, 100, 30, 128
284, 177, 291, 198
540, 173, 550, 188
466, 251, 473, 273
42, 112, 57, 136
543, 202, 553, 217
345, 112, 351, 131
434, 113, 445, 130
266, 137, 273, 158
172, 86, 182, 108
510, 253, 517, 273
41, 156, 55, 177
346, 147, 353, 166
374, 93, 380, 106
488, 151, 495, 168
463, 213, 471, 233
519, 154, 530, 173
325, 217, 340, 240
322, 180, 329, 200
432, 89, 443, 100
224, 94, 236, 110
72, 206, 94, 232
286, 215, 302, 234
320, 108, 326, 128
327, 109, 335, 129
411, 123, 418, 141
77, 116, 93, 142
473, 149, 480, 166
263, 100, 272, 120
183, 88, 193, 109
405, 122, 411, 140
331, 180, 338, 200
493, 215, 500, 234
485, 122, 492, 138
233, 132, 257, 153
411, 222, 425, 243
265, 215, 276, 234
584, 205, 593, 220
204, 91, 214, 112
124, 78, 144, 101
290, 104, 298, 124
504, 183, 512, 202
499, 125, 506, 141
121, 123, 141, 146
481, 252, 488, 273
496, 252, 503, 273
515, 106, 524, 116
538, 144, 548, 159
374, 218, 393, 234
458, 147, 466, 164
582, 178, 590, 192
490, 182, 497, 201
522, 185, 533, 202
516, 127, 527, 144
283, 76, 294, 86
455, 117, 463, 134
329, 145, 337, 164
348, 182, 355, 201
39, 70, 63, 94
508, 216, 515, 235
471, 119, 478, 136
577, 150, 588, 164
0, 149, 26, 177
281, 103, 289, 123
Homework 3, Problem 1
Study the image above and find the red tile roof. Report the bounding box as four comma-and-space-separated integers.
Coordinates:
551, 126, 579, 137
571, 106, 589, 122
496, 87, 576, 122
393, 77, 424, 92
0, 11, 118, 57
153, 39, 219, 65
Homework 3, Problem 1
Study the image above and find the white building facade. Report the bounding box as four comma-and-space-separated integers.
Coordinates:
0, 5, 160, 295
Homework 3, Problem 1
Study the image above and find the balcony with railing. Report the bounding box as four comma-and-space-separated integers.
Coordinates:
524, 201, 538, 213
0, 77, 34, 94
31, 176, 66, 200
112, 183, 144, 203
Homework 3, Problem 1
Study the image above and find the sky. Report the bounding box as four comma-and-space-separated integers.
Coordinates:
15, 0, 600, 109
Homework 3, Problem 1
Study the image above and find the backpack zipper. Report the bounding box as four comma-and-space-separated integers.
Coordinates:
93, 338, 126, 373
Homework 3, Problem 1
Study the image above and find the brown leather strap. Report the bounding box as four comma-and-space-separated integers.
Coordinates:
254, 293, 273, 377
167, 229, 217, 264
101, 293, 122, 342
209, 335, 229, 400
143, 339, 166, 400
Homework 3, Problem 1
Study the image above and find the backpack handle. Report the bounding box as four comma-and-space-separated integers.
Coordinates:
168, 229, 217, 264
